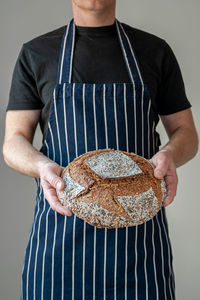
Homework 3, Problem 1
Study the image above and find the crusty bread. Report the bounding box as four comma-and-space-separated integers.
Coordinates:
57, 149, 167, 228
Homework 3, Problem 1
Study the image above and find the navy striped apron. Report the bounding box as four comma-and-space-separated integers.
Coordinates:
20, 18, 176, 300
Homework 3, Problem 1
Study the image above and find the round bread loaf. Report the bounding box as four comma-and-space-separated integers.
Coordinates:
56, 149, 167, 228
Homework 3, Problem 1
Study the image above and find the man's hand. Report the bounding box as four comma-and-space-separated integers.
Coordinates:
39, 161, 72, 216
149, 150, 178, 207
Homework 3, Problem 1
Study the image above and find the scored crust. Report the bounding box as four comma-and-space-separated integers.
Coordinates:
57, 149, 166, 228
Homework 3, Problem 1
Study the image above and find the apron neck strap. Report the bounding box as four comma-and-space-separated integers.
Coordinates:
57, 17, 144, 86
57, 18, 75, 85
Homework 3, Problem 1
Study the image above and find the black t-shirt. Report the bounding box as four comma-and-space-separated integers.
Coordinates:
7, 21, 191, 137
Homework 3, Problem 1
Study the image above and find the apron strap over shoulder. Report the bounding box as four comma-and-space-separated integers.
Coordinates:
56, 17, 148, 89
57, 18, 75, 85
115, 19, 145, 87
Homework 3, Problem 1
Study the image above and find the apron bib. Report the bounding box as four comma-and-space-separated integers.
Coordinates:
21, 18, 175, 300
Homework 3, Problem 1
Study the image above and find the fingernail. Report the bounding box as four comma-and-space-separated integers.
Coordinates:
57, 181, 62, 189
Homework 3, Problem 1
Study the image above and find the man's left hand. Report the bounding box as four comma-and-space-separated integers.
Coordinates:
149, 150, 178, 207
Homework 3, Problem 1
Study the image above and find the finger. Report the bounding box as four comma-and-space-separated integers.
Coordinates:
45, 170, 65, 191
162, 171, 178, 207
153, 154, 169, 179
42, 181, 72, 216
47, 190, 72, 216
162, 188, 176, 207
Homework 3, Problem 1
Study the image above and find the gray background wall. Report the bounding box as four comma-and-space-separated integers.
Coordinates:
0, 0, 199, 299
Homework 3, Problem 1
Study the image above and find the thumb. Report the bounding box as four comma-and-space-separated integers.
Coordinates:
154, 167, 166, 179
152, 157, 168, 179
46, 171, 65, 191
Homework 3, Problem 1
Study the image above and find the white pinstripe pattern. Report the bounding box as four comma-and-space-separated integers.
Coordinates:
144, 222, 148, 300
123, 83, 129, 152
33, 192, 46, 300
160, 209, 173, 299
156, 213, 167, 300
115, 21, 135, 85
72, 214, 76, 300
113, 82, 119, 300
119, 22, 157, 149
147, 101, 151, 159
103, 227, 107, 300
162, 208, 176, 295
144, 223, 148, 300
63, 83, 70, 164
72, 83, 78, 157
117, 20, 138, 155
151, 114, 159, 300
116, 17, 138, 152
113, 83, 119, 150
41, 206, 51, 300
118, 21, 144, 87
82, 83, 87, 300
119, 20, 149, 157
51, 212, 58, 300
57, 91, 68, 300
102, 83, 108, 299
54, 89, 62, 166
125, 226, 128, 300
141, 86, 144, 157
103, 84, 108, 149
26, 181, 42, 300
83, 84, 87, 152
20, 180, 40, 300
69, 21, 76, 83
72, 80, 78, 300
123, 82, 129, 300
135, 226, 138, 300
152, 122, 156, 156
61, 216, 67, 300
92, 84, 99, 300
93, 85, 98, 150
133, 86, 137, 154
40, 141, 51, 300
82, 220, 86, 300
46, 107, 59, 300
152, 218, 159, 300
59, 23, 70, 84
114, 227, 118, 300
166, 204, 175, 298
48, 123, 55, 162
93, 226, 97, 300
138, 47, 147, 299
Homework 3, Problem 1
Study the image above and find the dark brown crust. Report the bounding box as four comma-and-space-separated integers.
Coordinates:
58, 149, 165, 228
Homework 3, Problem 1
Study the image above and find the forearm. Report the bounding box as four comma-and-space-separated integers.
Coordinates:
3, 133, 53, 178
159, 126, 199, 168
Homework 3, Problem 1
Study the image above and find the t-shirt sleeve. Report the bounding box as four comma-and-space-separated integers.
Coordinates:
6, 43, 44, 111
156, 41, 192, 115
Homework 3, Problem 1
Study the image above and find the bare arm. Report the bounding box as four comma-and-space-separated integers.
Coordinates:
149, 108, 199, 207
3, 110, 49, 177
2, 110, 72, 216
159, 108, 199, 167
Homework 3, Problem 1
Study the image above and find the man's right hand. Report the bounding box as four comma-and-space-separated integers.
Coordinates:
39, 161, 72, 216
3, 110, 72, 217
